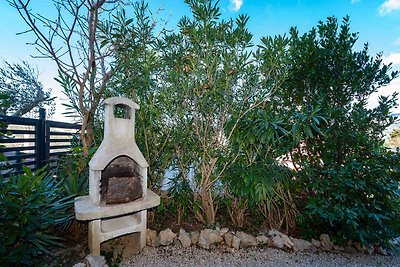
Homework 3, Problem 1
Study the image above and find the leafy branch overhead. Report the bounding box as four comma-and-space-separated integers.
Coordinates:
0, 61, 55, 117
9, 0, 121, 154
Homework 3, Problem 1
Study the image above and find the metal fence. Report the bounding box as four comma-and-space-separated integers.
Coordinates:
0, 108, 81, 177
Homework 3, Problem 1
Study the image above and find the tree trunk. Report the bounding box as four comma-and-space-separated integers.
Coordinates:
200, 157, 217, 225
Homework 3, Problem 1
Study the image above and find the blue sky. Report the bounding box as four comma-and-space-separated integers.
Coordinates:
0, 0, 400, 120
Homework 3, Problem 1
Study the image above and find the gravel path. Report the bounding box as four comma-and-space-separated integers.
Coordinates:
122, 246, 400, 267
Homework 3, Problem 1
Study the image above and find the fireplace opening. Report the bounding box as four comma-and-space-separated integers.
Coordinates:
100, 156, 143, 204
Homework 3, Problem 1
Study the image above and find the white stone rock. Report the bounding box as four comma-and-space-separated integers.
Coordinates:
344, 246, 358, 254
366, 246, 374, 255
311, 238, 321, 248
190, 231, 200, 245
353, 242, 366, 253
178, 228, 192, 248
268, 229, 293, 249
256, 235, 269, 245
198, 229, 212, 249
236, 231, 257, 248
333, 245, 344, 251
209, 230, 223, 244
198, 229, 222, 249
85, 254, 108, 267
272, 235, 285, 249
220, 228, 229, 236
73, 263, 86, 267
291, 238, 312, 252
320, 234, 334, 251
146, 229, 160, 247
159, 228, 176, 246
232, 235, 241, 250
173, 237, 181, 246
224, 232, 234, 247
375, 246, 388, 255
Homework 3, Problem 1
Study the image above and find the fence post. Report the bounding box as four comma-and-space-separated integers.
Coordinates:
35, 108, 46, 169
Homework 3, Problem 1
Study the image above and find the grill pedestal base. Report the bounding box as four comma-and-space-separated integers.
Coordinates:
75, 190, 160, 255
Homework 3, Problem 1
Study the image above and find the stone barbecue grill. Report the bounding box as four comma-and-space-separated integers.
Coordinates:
74, 97, 160, 256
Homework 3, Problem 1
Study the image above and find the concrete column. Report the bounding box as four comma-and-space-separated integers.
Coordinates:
89, 219, 101, 256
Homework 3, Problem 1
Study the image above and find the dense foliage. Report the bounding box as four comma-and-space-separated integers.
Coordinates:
0, 61, 54, 117
7, 0, 400, 251
267, 16, 400, 245
96, 2, 400, 244
105, 0, 274, 225
0, 167, 72, 265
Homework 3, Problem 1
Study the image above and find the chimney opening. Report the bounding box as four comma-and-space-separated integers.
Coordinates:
114, 104, 131, 119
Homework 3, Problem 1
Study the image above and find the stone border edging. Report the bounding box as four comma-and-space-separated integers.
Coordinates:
149, 227, 390, 256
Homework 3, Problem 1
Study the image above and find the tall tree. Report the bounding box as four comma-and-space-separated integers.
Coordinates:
268, 16, 400, 245
105, 0, 278, 225
0, 61, 54, 117
156, 0, 277, 225
10, 0, 120, 154
100, 1, 174, 190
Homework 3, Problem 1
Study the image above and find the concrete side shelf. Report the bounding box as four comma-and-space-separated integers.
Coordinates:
75, 189, 160, 220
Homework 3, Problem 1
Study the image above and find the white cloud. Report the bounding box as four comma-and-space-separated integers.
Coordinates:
379, 0, 400, 15
383, 53, 400, 66
368, 52, 400, 114
368, 77, 400, 113
229, 0, 243, 12
351, 0, 361, 4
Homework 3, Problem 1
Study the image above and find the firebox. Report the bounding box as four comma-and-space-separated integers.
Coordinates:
101, 156, 143, 204
74, 97, 160, 256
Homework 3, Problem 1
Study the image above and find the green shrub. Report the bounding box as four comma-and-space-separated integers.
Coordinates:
223, 105, 325, 231
166, 175, 193, 225
57, 144, 92, 197
0, 167, 72, 266
262, 16, 400, 246
224, 160, 297, 232
297, 151, 400, 246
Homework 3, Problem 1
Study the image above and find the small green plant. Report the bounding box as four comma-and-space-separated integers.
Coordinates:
224, 160, 297, 232
166, 175, 193, 225
57, 142, 96, 197
102, 249, 122, 267
0, 166, 72, 266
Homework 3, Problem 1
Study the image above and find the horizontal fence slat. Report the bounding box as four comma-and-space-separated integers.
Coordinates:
1, 112, 81, 178
1, 168, 35, 178
0, 115, 39, 126
3, 160, 37, 169
49, 131, 78, 136
47, 120, 81, 129
49, 138, 73, 142
0, 138, 36, 143
0, 129, 36, 135
0, 146, 36, 152
5, 153, 36, 161
49, 145, 71, 150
